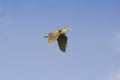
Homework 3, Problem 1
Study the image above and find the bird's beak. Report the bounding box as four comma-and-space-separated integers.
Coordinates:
44, 35, 48, 38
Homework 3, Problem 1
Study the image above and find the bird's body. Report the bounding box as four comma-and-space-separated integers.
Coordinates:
44, 28, 70, 52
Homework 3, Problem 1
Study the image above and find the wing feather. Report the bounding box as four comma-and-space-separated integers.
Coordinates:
48, 31, 60, 44
57, 34, 68, 52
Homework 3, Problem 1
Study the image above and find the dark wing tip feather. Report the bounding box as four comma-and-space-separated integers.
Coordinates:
57, 34, 68, 52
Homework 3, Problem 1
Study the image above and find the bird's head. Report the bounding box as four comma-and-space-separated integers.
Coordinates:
60, 28, 71, 34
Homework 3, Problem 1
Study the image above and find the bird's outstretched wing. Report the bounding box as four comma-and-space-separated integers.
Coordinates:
57, 34, 68, 52
48, 31, 60, 44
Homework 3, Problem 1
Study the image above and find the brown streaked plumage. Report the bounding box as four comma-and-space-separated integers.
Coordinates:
44, 28, 70, 52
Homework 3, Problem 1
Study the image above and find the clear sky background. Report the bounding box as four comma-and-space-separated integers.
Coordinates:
0, 0, 120, 80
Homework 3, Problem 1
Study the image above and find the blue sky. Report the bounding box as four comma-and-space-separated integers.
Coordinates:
0, 0, 120, 80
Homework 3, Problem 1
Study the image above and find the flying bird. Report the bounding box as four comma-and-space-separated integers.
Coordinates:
44, 28, 71, 52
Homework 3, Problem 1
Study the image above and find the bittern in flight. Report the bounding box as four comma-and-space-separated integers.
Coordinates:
44, 28, 71, 52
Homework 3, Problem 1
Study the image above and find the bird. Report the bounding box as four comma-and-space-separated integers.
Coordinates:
44, 28, 71, 52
